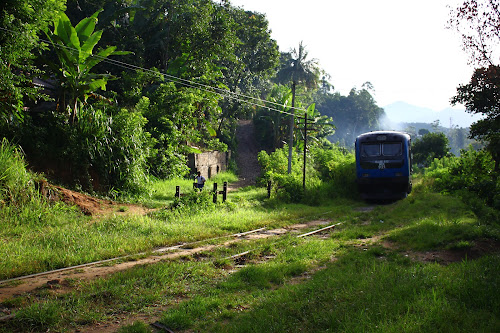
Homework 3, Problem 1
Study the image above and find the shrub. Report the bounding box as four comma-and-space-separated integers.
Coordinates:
426, 147, 499, 212
257, 144, 357, 203
9, 104, 153, 195
0, 138, 35, 204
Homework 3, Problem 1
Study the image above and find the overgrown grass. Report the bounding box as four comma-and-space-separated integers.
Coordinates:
209, 251, 500, 333
1, 144, 499, 333
141, 171, 239, 208
2, 179, 499, 332
0, 175, 338, 280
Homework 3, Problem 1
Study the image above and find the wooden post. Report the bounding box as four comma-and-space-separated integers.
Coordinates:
175, 186, 180, 199
213, 183, 218, 203
223, 182, 227, 202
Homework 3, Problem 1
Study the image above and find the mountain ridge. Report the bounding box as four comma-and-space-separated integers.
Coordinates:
382, 101, 483, 128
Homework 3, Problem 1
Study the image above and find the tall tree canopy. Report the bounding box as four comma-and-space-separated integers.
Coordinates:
315, 85, 384, 146
451, 65, 500, 170
0, 0, 65, 122
449, 0, 500, 171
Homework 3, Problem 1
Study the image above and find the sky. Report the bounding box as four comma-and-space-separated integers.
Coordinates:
229, 0, 474, 111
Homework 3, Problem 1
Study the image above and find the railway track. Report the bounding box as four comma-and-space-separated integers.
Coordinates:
0, 219, 342, 303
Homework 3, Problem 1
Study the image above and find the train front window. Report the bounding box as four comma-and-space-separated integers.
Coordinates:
361, 143, 380, 157
382, 143, 402, 156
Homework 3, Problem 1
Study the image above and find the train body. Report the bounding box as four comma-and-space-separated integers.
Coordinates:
355, 131, 412, 200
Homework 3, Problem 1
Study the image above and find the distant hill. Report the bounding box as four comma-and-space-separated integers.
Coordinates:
382, 101, 483, 128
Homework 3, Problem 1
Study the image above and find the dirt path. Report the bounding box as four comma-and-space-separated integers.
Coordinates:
230, 119, 261, 190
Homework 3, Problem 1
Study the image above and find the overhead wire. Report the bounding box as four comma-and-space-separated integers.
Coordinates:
0, 25, 313, 119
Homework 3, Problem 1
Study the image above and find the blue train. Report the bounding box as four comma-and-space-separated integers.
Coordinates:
355, 131, 412, 200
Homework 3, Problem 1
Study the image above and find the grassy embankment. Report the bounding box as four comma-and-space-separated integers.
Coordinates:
0, 138, 499, 332
1, 175, 499, 332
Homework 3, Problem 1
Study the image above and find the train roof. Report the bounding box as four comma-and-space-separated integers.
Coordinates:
355, 131, 411, 142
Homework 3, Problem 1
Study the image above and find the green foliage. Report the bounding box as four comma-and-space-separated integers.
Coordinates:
258, 144, 357, 203
315, 85, 384, 146
12, 103, 153, 194
142, 82, 225, 179
428, 148, 500, 213
118, 321, 153, 333
451, 65, 500, 171
254, 84, 294, 150
15, 301, 62, 332
44, 10, 130, 122
413, 132, 450, 167
0, 0, 64, 122
275, 42, 320, 89
0, 138, 37, 205
169, 190, 215, 213
311, 143, 357, 198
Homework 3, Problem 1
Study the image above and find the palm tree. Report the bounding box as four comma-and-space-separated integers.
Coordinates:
276, 41, 320, 173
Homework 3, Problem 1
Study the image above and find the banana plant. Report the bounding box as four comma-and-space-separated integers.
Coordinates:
45, 10, 130, 123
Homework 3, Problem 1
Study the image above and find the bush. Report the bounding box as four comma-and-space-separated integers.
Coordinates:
426, 147, 499, 212
8, 104, 153, 195
257, 144, 357, 204
413, 132, 450, 167
0, 138, 36, 204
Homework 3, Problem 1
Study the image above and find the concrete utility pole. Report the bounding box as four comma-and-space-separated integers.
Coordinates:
288, 82, 296, 174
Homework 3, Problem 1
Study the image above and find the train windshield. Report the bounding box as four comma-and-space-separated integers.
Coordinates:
361, 142, 402, 157
382, 143, 402, 156
361, 144, 380, 157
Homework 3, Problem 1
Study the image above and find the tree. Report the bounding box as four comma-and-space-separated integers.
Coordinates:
412, 132, 450, 167
44, 11, 130, 123
448, 0, 500, 66
418, 129, 430, 136
217, 8, 279, 132
448, 1, 500, 172
451, 65, 500, 170
315, 85, 384, 146
276, 42, 320, 173
0, 0, 65, 122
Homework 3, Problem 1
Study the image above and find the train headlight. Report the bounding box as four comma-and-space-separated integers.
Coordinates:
395, 172, 403, 177
362, 173, 369, 177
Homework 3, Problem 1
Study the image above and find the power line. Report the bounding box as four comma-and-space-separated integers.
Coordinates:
0, 25, 311, 119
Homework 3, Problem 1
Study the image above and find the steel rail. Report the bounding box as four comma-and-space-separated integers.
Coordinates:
297, 222, 343, 238
0, 212, 335, 286
225, 222, 343, 260
0, 227, 268, 286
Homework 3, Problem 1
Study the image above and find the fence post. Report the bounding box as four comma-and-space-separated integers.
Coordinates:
213, 183, 218, 203
223, 182, 227, 202
175, 186, 180, 199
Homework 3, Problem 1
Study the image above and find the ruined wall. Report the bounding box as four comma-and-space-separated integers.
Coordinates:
187, 151, 231, 179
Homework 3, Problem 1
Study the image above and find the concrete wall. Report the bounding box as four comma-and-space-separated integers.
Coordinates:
188, 151, 231, 179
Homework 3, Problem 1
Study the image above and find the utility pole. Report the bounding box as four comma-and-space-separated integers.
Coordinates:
288, 82, 296, 174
